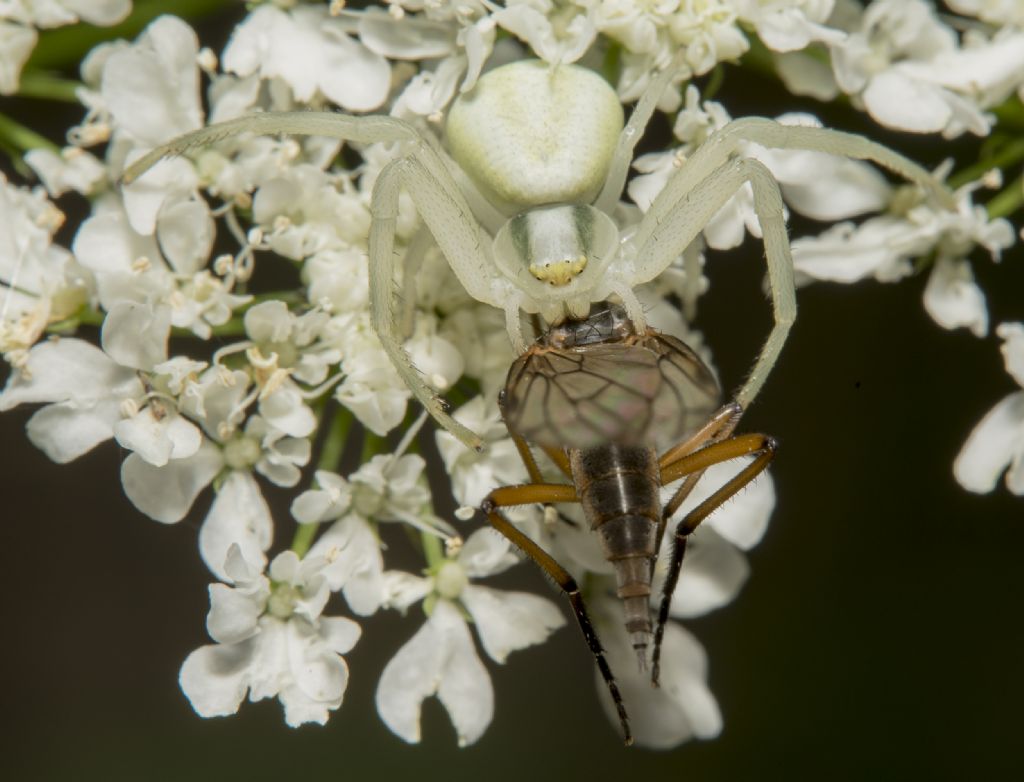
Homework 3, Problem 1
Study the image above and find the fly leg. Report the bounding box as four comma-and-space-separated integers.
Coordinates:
654, 401, 743, 546
499, 388, 573, 483
482, 482, 634, 746
652, 433, 777, 687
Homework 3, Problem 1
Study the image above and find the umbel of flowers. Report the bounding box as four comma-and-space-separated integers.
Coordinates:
1, 0, 1021, 749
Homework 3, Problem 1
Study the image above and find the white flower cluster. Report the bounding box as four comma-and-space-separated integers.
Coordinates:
0, 0, 132, 95
0, 0, 1020, 750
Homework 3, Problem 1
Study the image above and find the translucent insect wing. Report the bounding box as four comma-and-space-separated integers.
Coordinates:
504, 336, 720, 451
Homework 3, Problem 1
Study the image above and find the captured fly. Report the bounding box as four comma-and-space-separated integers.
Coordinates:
482, 302, 776, 745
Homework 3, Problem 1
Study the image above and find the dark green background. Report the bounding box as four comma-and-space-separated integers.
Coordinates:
2, 4, 1023, 780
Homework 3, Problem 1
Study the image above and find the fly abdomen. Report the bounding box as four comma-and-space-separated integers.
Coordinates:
569, 444, 661, 665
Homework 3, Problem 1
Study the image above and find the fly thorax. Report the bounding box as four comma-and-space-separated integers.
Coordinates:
494, 204, 619, 309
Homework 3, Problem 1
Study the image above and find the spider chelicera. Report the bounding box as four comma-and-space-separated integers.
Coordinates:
123, 57, 955, 450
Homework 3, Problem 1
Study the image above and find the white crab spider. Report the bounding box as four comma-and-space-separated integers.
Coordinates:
123, 58, 954, 450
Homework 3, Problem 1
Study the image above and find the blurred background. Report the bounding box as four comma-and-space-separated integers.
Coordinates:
2, 3, 1023, 780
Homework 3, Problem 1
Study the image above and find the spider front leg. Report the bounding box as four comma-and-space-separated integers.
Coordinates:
633, 156, 796, 411
626, 117, 957, 410
652, 432, 777, 687
633, 116, 955, 254
121, 112, 418, 182
595, 56, 686, 215
369, 154, 501, 451
123, 111, 506, 450
481, 482, 634, 746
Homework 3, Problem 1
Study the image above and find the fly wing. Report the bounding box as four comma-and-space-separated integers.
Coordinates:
643, 332, 721, 446
503, 335, 721, 450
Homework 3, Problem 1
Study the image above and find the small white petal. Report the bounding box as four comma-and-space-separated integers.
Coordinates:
120, 439, 223, 523
457, 528, 516, 579
247, 619, 288, 702
998, 323, 1024, 388
668, 529, 750, 618
113, 407, 201, 466
307, 515, 385, 615
290, 472, 351, 524
462, 586, 565, 664
101, 301, 171, 371
405, 333, 464, 391
286, 619, 348, 705
774, 51, 839, 101
119, 156, 199, 236
25, 400, 122, 463
380, 571, 432, 612
101, 15, 202, 144
375, 601, 493, 746
259, 388, 316, 439
317, 29, 391, 112
320, 616, 362, 656
357, 11, 454, 59
862, 71, 952, 134
923, 257, 989, 337
179, 641, 254, 718
953, 391, 1024, 494
200, 471, 273, 580
0, 23, 36, 96
61, 0, 132, 26
598, 620, 720, 749
269, 550, 301, 584
207, 583, 263, 644
157, 197, 215, 275
244, 300, 292, 343
0, 338, 139, 410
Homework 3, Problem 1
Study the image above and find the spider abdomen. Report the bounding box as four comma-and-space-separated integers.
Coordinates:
446, 60, 624, 211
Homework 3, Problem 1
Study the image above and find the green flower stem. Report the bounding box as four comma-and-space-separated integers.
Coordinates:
985, 173, 1024, 220
421, 528, 445, 571
17, 72, 82, 103
289, 522, 318, 561
949, 137, 1024, 190
318, 408, 353, 473
702, 64, 725, 102
992, 96, 1024, 131
290, 524, 328, 563
361, 430, 389, 463
291, 409, 354, 558
0, 112, 60, 156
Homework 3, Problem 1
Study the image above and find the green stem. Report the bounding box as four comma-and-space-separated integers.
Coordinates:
985, 173, 1024, 220
949, 137, 1024, 190
991, 96, 1024, 131
701, 64, 725, 101
290, 520, 319, 561
317, 408, 352, 473
421, 529, 445, 570
0, 112, 60, 156
17, 72, 82, 103
290, 409, 354, 558
361, 430, 389, 462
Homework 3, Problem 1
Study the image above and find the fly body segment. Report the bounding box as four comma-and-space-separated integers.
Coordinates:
121, 57, 956, 452
481, 303, 777, 745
